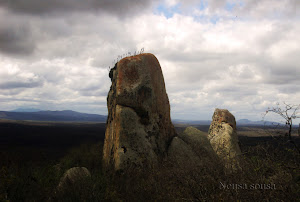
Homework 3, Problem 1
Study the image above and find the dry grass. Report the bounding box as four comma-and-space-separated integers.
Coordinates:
1, 122, 299, 201
106, 135, 300, 201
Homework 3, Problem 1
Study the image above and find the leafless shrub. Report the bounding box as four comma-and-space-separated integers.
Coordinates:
263, 102, 300, 153
107, 48, 145, 72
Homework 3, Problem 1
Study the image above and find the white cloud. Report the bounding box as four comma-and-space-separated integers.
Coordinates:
0, 0, 299, 124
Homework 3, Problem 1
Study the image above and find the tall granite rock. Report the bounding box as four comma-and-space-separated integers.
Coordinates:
103, 53, 176, 171
208, 109, 241, 170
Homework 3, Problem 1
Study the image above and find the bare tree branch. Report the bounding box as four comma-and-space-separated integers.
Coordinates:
263, 102, 300, 153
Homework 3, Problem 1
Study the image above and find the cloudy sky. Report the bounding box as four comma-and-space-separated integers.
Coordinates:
0, 0, 299, 123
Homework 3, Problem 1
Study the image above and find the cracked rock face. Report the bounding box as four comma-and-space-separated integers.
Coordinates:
208, 109, 241, 169
103, 53, 176, 171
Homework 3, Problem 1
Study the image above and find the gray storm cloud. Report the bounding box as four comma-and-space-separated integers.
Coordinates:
0, 0, 156, 16
0, 14, 35, 55
0, 80, 43, 89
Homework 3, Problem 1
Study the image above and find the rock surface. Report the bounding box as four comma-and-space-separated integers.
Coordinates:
168, 126, 219, 169
168, 136, 201, 167
103, 53, 176, 171
58, 167, 91, 189
208, 109, 241, 169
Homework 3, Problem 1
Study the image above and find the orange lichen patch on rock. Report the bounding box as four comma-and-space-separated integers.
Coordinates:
215, 109, 236, 130
117, 55, 142, 87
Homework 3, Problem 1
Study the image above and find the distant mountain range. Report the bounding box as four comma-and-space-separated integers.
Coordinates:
172, 119, 211, 125
237, 119, 284, 126
0, 109, 107, 122
173, 118, 283, 126
10, 108, 42, 112
0, 108, 286, 126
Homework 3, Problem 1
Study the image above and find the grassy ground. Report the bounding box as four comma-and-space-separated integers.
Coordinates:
0, 120, 299, 201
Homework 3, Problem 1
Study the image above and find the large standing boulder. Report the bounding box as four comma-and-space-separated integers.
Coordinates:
208, 109, 241, 170
103, 53, 176, 172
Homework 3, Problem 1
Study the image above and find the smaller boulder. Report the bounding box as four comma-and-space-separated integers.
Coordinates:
168, 127, 219, 169
57, 167, 91, 190
168, 136, 201, 168
208, 109, 241, 170
179, 126, 218, 162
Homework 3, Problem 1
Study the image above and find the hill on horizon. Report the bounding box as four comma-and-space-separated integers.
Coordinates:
172, 118, 287, 127
0, 109, 294, 127
10, 108, 42, 112
0, 110, 107, 122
